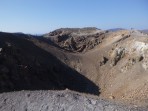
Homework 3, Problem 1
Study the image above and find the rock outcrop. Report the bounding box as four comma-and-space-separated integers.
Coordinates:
43, 27, 106, 52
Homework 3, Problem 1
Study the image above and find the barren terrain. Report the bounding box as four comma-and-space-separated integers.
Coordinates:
40, 28, 148, 106
0, 90, 146, 111
0, 27, 148, 110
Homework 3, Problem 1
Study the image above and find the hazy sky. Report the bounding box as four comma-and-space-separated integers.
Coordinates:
0, 0, 147, 34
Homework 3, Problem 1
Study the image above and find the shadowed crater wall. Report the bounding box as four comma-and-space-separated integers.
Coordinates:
0, 32, 100, 95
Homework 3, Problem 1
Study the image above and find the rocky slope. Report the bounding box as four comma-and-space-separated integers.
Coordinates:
0, 28, 148, 110
0, 32, 99, 94
39, 28, 148, 107
43, 27, 105, 52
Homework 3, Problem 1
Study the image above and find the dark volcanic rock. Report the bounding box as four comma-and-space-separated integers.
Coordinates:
0, 32, 99, 95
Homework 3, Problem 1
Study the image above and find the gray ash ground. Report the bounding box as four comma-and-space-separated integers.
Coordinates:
0, 90, 147, 111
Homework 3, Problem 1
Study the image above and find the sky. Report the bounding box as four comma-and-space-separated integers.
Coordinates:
0, 0, 148, 34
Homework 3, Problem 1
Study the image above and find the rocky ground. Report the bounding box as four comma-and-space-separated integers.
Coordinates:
40, 28, 148, 107
0, 90, 147, 111
0, 28, 148, 110
43, 27, 105, 52
0, 32, 99, 95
